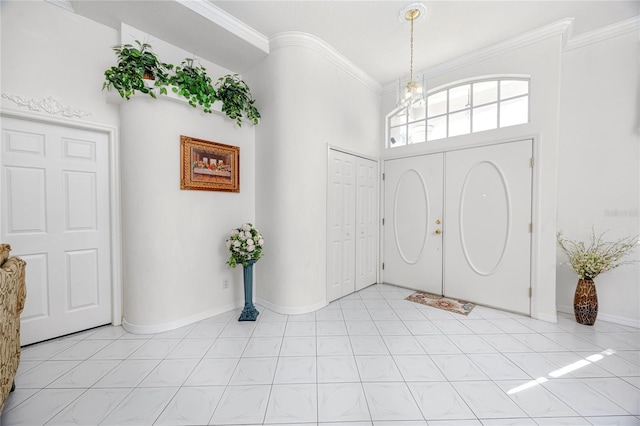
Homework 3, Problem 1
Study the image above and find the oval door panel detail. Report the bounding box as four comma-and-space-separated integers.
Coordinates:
393, 169, 430, 265
459, 161, 511, 276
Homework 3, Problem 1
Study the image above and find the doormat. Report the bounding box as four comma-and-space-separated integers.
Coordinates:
405, 291, 475, 316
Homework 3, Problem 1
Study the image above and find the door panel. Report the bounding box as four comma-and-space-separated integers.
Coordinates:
444, 140, 532, 315
355, 157, 378, 291
327, 150, 356, 301
1, 117, 112, 344
383, 154, 443, 294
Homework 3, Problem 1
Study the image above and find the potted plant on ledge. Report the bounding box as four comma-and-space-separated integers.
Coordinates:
103, 41, 261, 127
170, 58, 218, 113
103, 40, 171, 99
215, 74, 261, 127
557, 229, 638, 325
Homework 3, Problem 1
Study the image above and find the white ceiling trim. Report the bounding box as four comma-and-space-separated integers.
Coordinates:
565, 15, 640, 51
270, 32, 382, 94
176, 0, 269, 54
46, 0, 75, 13
423, 18, 575, 80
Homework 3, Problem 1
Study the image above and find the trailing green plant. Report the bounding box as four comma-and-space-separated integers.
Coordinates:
103, 40, 171, 99
103, 42, 261, 126
169, 58, 218, 113
215, 74, 261, 127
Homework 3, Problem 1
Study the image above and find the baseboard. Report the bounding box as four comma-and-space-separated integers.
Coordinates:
558, 304, 640, 329
557, 304, 573, 316
255, 297, 327, 315
122, 301, 242, 334
534, 312, 558, 323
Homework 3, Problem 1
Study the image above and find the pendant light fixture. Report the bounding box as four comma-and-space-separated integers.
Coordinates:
398, 3, 426, 109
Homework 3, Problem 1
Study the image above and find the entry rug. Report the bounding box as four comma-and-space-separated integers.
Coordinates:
405, 291, 475, 316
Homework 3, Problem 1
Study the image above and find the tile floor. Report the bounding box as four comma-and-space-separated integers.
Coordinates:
1, 283, 639, 425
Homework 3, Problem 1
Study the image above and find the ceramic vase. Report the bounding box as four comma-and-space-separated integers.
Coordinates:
573, 278, 598, 325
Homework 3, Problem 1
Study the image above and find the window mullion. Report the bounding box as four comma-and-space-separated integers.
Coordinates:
497, 80, 502, 129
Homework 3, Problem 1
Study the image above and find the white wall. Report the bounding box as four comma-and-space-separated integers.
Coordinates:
557, 26, 640, 327
245, 34, 381, 313
119, 95, 255, 331
1, 1, 119, 126
1, 1, 257, 332
115, 26, 256, 332
380, 26, 567, 322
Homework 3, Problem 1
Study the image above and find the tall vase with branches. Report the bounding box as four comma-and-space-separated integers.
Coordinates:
557, 229, 638, 325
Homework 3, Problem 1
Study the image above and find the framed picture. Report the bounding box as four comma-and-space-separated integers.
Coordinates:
180, 135, 240, 192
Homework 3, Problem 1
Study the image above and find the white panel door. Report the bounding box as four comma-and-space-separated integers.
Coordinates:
355, 157, 378, 291
383, 154, 443, 294
327, 149, 356, 301
1, 117, 112, 345
444, 140, 533, 315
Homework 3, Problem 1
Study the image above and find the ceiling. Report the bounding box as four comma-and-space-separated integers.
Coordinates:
70, 0, 639, 86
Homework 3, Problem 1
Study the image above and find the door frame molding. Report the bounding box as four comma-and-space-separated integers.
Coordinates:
0, 108, 123, 327
382, 135, 546, 320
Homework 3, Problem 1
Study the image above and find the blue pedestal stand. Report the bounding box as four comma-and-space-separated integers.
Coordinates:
239, 260, 259, 321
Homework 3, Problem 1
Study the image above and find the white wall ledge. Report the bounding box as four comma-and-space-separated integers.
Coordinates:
104, 83, 224, 115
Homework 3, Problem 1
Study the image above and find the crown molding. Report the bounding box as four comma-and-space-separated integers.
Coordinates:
46, 0, 75, 13
1, 94, 91, 119
270, 32, 382, 94
422, 18, 574, 81
175, 0, 269, 54
565, 15, 640, 51
382, 18, 574, 93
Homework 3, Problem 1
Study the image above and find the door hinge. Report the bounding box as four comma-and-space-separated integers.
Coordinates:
529, 288, 533, 298
382, 262, 385, 270
530, 157, 535, 168
382, 172, 385, 181
529, 223, 533, 233
382, 218, 385, 226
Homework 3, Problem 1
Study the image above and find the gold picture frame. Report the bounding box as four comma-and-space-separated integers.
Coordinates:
180, 135, 240, 192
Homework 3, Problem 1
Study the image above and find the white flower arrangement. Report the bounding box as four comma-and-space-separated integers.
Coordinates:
226, 223, 264, 268
557, 229, 638, 281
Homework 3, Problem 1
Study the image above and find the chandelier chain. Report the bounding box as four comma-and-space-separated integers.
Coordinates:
410, 12, 414, 82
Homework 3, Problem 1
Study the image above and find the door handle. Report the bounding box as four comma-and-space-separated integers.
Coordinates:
435, 229, 442, 235
436, 219, 442, 224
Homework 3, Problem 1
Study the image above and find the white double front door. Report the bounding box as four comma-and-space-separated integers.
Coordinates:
1, 116, 113, 345
384, 140, 533, 315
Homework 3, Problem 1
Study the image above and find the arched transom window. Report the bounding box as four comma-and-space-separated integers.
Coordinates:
388, 77, 530, 148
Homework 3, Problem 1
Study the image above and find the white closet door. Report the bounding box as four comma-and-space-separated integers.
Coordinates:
444, 140, 533, 315
327, 150, 356, 301
355, 157, 378, 291
383, 154, 444, 294
1, 117, 112, 345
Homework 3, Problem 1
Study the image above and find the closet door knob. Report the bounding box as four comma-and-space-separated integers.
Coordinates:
435, 229, 442, 235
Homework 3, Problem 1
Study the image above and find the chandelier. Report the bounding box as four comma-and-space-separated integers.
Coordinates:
398, 3, 426, 109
